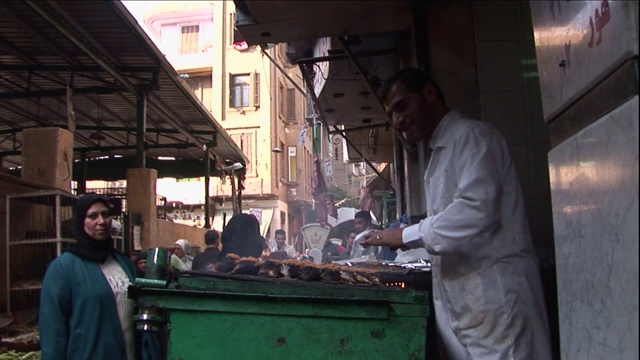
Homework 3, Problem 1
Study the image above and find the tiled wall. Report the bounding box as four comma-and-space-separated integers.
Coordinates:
473, 1, 555, 266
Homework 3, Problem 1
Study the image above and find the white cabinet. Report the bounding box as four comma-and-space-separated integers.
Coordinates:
5, 190, 77, 313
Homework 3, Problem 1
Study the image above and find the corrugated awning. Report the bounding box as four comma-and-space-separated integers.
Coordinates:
0, 1, 248, 175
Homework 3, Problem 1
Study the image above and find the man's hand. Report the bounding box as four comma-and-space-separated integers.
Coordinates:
361, 228, 405, 251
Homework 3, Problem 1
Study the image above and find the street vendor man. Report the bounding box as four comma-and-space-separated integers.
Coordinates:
361, 67, 552, 359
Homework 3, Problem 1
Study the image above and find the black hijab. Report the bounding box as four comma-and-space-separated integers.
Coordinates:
218, 213, 264, 260
65, 193, 114, 263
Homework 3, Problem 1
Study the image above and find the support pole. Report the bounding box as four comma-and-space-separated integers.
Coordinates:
136, 93, 147, 168
236, 172, 243, 213
77, 151, 87, 194
204, 147, 211, 229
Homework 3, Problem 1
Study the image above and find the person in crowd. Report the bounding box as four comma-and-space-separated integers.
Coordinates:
345, 231, 357, 255
273, 229, 297, 258
349, 210, 378, 258
192, 230, 220, 271
260, 242, 272, 259
338, 231, 358, 260
172, 239, 193, 270
322, 238, 343, 261
134, 250, 148, 278
267, 236, 278, 252
217, 213, 264, 260
40, 193, 137, 359
361, 67, 552, 359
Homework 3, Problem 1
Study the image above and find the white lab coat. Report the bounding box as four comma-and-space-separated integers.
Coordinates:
402, 111, 551, 359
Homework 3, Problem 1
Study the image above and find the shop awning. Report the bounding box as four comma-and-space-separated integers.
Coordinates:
0, 1, 248, 176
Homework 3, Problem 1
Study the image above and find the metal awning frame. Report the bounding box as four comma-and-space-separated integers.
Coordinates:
0, 0, 248, 176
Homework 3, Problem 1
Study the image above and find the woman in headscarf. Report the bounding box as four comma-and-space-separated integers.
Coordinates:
217, 213, 264, 261
171, 239, 193, 270
39, 193, 136, 360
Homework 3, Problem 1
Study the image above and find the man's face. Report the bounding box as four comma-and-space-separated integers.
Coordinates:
383, 81, 437, 144
84, 202, 112, 241
275, 233, 286, 249
137, 259, 147, 272
354, 217, 370, 233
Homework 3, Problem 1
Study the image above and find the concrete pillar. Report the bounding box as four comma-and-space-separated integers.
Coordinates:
21, 127, 74, 191
126, 168, 158, 251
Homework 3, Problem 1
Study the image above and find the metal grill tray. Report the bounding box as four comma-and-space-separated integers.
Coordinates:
180, 266, 431, 291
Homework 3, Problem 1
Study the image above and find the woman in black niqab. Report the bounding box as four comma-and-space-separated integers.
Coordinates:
65, 193, 114, 263
217, 213, 264, 260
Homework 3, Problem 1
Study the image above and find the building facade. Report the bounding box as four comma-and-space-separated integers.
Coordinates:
141, 1, 318, 248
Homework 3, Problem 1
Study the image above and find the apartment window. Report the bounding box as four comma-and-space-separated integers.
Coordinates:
278, 43, 289, 65
180, 25, 200, 54
288, 146, 297, 181
185, 75, 213, 111
286, 88, 296, 121
278, 86, 297, 122
278, 84, 286, 119
278, 140, 286, 184
185, 78, 203, 101
229, 73, 260, 109
229, 12, 247, 45
230, 132, 254, 175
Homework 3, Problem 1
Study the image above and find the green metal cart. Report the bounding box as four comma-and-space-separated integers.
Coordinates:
130, 274, 433, 360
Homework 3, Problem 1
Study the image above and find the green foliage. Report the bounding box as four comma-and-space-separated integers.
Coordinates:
327, 185, 359, 208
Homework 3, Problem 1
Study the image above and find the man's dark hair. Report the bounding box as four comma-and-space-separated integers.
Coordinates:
354, 210, 372, 223
204, 230, 219, 246
379, 67, 445, 104
275, 229, 286, 237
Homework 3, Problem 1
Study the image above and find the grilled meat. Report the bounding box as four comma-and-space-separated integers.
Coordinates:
233, 257, 262, 275
319, 264, 342, 282
298, 264, 321, 281
258, 260, 283, 278
281, 260, 302, 279
214, 260, 236, 273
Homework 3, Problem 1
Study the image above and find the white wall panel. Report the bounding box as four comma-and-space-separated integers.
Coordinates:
548, 96, 639, 359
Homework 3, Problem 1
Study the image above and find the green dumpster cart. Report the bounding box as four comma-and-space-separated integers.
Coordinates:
130, 273, 434, 360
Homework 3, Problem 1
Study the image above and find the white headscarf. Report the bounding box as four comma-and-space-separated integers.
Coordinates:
175, 239, 191, 258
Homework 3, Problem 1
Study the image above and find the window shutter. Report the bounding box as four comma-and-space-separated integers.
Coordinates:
252, 72, 260, 107
180, 25, 200, 54
243, 133, 253, 174
286, 88, 296, 122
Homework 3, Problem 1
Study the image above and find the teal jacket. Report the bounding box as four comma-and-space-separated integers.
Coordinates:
39, 251, 136, 360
